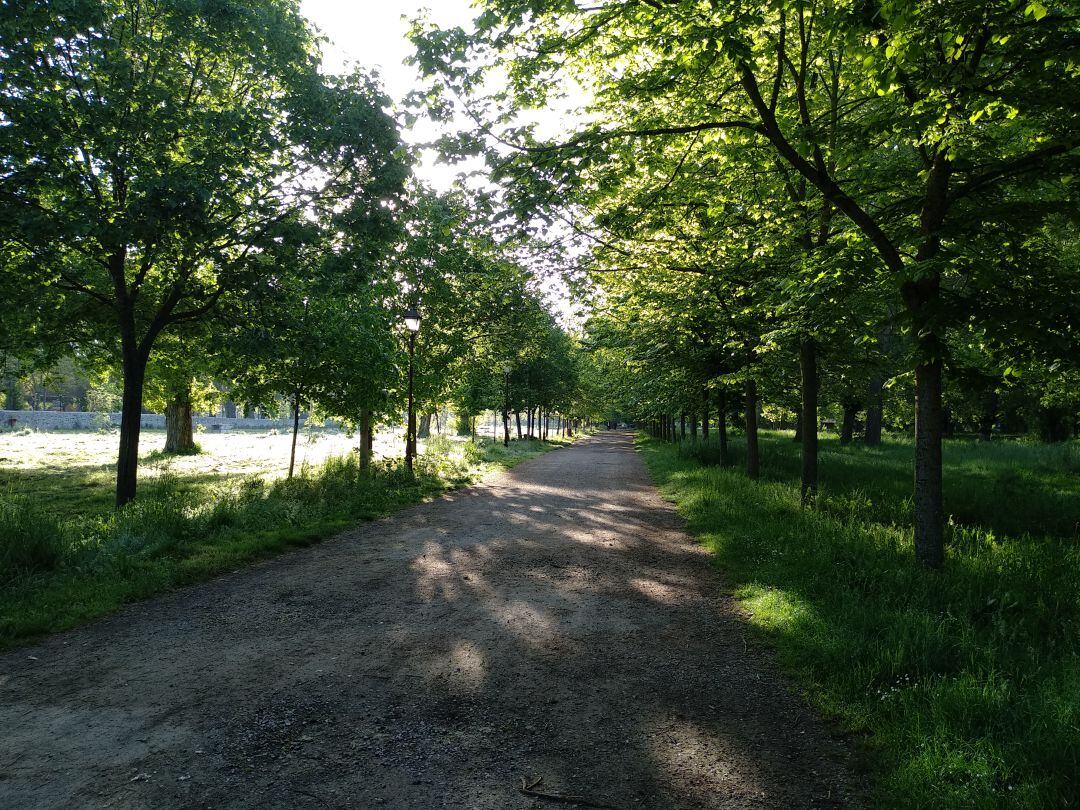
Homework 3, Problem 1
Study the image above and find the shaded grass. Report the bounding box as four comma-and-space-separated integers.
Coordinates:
642, 433, 1079, 809
0, 435, 564, 649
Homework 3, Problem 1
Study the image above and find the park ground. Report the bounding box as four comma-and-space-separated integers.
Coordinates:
1, 428, 1078, 807
0, 432, 861, 809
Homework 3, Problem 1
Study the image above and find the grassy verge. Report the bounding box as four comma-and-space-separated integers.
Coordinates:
638, 432, 1079, 808
0, 435, 566, 649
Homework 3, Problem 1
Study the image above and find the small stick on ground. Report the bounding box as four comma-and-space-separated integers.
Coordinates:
517, 776, 621, 809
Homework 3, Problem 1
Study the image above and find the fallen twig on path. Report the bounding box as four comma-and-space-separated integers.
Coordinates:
518, 776, 622, 809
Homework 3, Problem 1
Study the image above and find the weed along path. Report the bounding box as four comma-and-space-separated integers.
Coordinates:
0, 432, 861, 809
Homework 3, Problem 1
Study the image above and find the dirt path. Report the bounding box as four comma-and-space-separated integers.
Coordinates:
0, 432, 861, 809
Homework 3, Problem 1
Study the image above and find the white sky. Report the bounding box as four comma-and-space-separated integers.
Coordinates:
300, 0, 480, 190
299, 1, 583, 323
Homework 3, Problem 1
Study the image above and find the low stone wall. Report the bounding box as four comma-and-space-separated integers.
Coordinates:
0, 410, 300, 432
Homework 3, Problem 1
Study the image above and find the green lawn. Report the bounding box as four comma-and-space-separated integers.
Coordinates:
639, 432, 1079, 809
0, 429, 568, 649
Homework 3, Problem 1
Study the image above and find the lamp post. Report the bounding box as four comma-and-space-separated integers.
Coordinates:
403, 306, 421, 474
502, 363, 511, 447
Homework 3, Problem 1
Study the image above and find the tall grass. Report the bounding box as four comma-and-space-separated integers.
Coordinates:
647, 433, 1080, 807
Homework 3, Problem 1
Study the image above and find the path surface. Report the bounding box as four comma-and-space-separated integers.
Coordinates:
0, 432, 861, 809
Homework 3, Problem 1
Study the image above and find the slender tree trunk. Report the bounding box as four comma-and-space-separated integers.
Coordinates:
515, 411, 522, 439
745, 378, 760, 480
680, 411, 686, 440
978, 390, 999, 442
288, 391, 301, 479
865, 375, 884, 446
115, 346, 149, 507
913, 359, 944, 567
503, 407, 510, 447
800, 338, 818, 506
690, 411, 698, 439
718, 390, 729, 466
359, 408, 372, 470
841, 402, 858, 445
702, 388, 710, 440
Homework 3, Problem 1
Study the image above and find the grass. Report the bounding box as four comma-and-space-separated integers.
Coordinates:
0, 431, 569, 649
639, 431, 1079, 809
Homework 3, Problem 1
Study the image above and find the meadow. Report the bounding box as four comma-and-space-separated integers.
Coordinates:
640, 431, 1080, 808
0, 426, 565, 648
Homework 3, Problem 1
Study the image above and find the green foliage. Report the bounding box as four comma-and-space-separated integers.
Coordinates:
0, 0, 407, 502
641, 434, 1080, 807
424, 434, 453, 456
0, 494, 68, 579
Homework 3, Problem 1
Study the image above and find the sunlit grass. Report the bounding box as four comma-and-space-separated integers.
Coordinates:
641, 432, 1080, 808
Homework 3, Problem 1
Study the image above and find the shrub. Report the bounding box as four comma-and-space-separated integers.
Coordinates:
461, 438, 485, 465
0, 494, 68, 578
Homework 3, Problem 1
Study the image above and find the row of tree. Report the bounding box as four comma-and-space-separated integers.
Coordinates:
0, 0, 584, 505
412, 0, 1080, 567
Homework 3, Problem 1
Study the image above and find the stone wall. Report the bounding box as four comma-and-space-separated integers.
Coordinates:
0, 410, 301, 432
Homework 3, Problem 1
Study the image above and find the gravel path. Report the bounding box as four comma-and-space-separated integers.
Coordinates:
0, 432, 862, 809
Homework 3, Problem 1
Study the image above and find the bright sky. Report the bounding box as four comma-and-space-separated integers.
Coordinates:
299, 1, 582, 323
300, 0, 479, 190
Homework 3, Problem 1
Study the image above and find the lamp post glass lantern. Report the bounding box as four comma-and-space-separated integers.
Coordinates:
404, 307, 421, 473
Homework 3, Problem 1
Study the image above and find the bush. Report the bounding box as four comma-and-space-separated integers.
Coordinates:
461, 438, 485, 465
0, 494, 68, 578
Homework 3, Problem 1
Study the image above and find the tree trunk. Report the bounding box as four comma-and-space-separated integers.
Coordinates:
243, 402, 255, 418
793, 417, 803, 442
288, 392, 301, 479
745, 378, 760, 480
1039, 406, 1070, 443
865, 375, 884, 446
841, 402, 858, 445
503, 407, 510, 447
223, 399, 237, 419
717, 391, 728, 466
515, 411, 522, 439
164, 393, 195, 454
359, 408, 372, 471
418, 413, 432, 439
913, 359, 944, 567
702, 388, 710, 440
800, 338, 818, 506
457, 411, 472, 436
115, 348, 149, 507
978, 390, 999, 442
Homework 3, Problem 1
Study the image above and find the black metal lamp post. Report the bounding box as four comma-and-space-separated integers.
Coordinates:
502, 363, 511, 448
404, 306, 421, 473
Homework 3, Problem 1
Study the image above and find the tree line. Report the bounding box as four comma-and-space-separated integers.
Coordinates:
0, 0, 585, 507
411, 0, 1080, 568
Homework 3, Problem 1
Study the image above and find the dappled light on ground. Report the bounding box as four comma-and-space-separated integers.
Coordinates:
0, 432, 860, 808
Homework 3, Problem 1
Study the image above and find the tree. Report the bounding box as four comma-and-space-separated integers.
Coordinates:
0, 0, 403, 504
412, 0, 1079, 566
